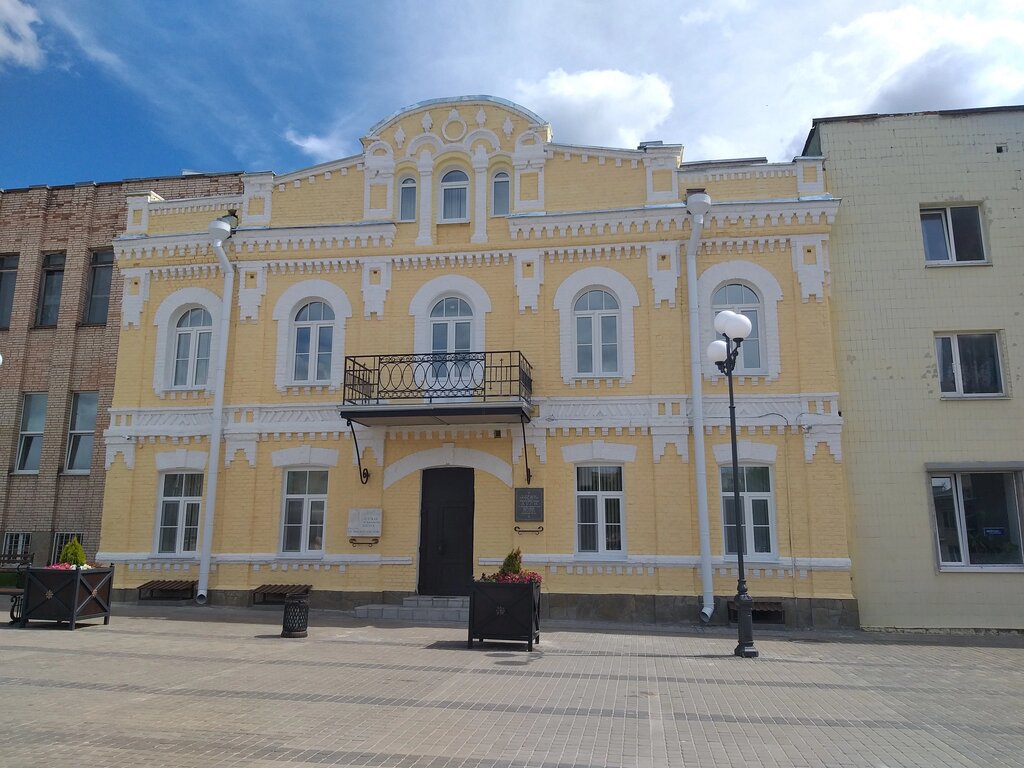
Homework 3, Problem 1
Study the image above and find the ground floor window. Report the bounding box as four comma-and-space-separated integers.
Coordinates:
51, 531, 84, 563
158, 473, 203, 554
282, 470, 327, 554
721, 465, 775, 556
931, 472, 1023, 567
3, 532, 31, 556
576, 465, 624, 554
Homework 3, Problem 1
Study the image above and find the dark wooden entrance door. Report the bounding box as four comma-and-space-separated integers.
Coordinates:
418, 467, 474, 596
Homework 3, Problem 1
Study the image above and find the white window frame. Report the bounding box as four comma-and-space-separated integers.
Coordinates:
280, 468, 328, 556
439, 168, 470, 223
720, 464, 777, 560
3, 532, 31, 556
935, 332, 1005, 397
16, 392, 46, 474
921, 205, 986, 264
51, 532, 84, 564
399, 176, 417, 222
930, 471, 1024, 569
491, 171, 510, 216
171, 307, 212, 389
152, 289, 222, 397
272, 280, 351, 392
65, 391, 98, 474
574, 464, 626, 557
410, 276, 490, 358
573, 289, 621, 377
712, 283, 764, 375
292, 301, 335, 384
156, 472, 203, 556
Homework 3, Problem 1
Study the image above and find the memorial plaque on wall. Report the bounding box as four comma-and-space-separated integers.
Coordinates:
348, 508, 383, 537
514, 488, 544, 522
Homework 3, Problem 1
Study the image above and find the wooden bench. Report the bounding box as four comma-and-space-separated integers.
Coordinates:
250, 584, 312, 605
0, 552, 33, 623
137, 579, 197, 601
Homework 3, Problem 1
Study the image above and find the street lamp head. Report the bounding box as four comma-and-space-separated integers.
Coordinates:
706, 339, 728, 363
714, 310, 752, 340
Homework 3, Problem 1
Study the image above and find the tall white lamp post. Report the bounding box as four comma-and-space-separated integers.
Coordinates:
707, 309, 759, 658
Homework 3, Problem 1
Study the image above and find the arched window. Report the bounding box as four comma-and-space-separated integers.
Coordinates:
440, 169, 469, 221
430, 297, 473, 382
712, 283, 762, 372
573, 289, 620, 376
173, 307, 212, 388
293, 301, 335, 383
399, 176, 417, 221
492, 171, 510, 216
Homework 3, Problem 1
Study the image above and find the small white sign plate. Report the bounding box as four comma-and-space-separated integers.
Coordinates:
348, 507, 382, 537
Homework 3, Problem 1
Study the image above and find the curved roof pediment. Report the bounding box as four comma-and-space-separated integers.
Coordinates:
367, 95, 548, 139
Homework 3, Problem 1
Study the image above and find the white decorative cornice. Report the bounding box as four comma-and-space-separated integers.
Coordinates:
677, 161, 795, 183
147, 194, 244, 217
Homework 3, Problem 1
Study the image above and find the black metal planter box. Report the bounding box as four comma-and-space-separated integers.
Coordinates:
468, 581, 540, 651
20, 567, 114, 630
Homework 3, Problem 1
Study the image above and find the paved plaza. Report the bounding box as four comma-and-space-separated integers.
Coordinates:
1, 604, 1022, 767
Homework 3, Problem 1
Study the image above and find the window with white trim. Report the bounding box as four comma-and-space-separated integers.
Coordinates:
282, 470, 327, 554
935, 333, 1003, 396
293, 301, 334, 383
65, 391, 97, 473
931, 472, 1023, 567
399, 177, 417, 221
573, 289, 620, 376
712, 283, 763, 372
576, 465, 624, 554
921, 206, 985, 263
721, 465, 775, 557
3, 532, 31, 556
430, 297, 473, 384
16, 393, 46, 473
172, 307, 212, 388
51, 532, 84, 563
157, 473, 203, 555
440, 169, 469, 221
492, 171, 510, 216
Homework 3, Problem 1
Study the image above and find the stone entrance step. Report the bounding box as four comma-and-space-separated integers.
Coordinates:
353, 595, 469, 623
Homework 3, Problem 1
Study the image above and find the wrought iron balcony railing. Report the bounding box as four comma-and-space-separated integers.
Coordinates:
342, 351, 532, 406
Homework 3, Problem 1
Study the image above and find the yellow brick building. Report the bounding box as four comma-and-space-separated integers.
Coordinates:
98, 96, 854, 626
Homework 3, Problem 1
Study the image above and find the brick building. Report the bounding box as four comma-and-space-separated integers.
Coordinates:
0, 173, 242, 564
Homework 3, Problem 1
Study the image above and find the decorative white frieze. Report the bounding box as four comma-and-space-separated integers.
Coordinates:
678, 162, 795, 184
104, 435, 135, 470
511, 425, 547, 465
646, 241, 681, 307
513, 250, 543, 313
351, 424, 384, 467
120, 268, 150, 328
651, 426, 689, 463
361, 260, 392, 318
225, 434, 258, 467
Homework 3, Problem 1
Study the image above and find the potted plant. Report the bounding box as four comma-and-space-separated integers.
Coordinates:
20, 538, 113, 630
468, 548, 542, 651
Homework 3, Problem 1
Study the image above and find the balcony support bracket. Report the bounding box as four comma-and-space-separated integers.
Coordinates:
520, 412, 533, 485
345, 418, 371, 485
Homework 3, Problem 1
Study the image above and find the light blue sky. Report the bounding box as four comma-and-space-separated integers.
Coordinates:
1, 0, 1022, 189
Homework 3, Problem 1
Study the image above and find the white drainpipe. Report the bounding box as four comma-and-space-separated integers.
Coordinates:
684, 192, 715, 622
196, 215, 236, 604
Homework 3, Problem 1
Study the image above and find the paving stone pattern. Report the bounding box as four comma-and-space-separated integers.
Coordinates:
1, 604, 1022, 767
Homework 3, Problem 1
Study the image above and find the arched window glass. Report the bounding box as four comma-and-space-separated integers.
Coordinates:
440, 170, 469, 221
712, 283, 762, 371
399, 177, 417, 221
173, 308, 212, 387
573, 289, 620, 375
492, 171, 510, 216
293, 301, 335, 383
430, 297, 473, 381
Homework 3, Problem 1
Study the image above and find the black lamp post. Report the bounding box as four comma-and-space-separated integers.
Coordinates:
707, 310, 759, 659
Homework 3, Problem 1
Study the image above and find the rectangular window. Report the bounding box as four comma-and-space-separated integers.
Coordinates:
931, 473, 1023, 567
84, 251, 114, 324
51, 532, 84, 564
399, 182, 417, 221
282, 470, 327, 554
157, 473, 203, 554
3, 532, 31, 556
576, 465, 624, 554
442, 187, 467, 220
921, 206, 985, 263
721, 465, 775, 557
65, 392, 98, 473
36, 253, 65, 326
0, 254, 18, 329
16, 393, 47, 473
935, 333, 1003, 396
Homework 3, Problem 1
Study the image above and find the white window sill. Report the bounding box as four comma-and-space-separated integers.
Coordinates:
151, 554, 198, 561
278, 552, 324, 560
938, 564, 1024, 573
11, 470, 40, 476
939, 393, 1008, 400
61, 470, 91, 477
722, 555, 780, 564
924, 260, 991, 268
438, 219, 470, 225
572, 553, 628, 561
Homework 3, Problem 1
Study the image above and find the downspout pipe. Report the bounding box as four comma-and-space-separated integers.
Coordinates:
684, 192, 715, 623
196, 215, 237, 604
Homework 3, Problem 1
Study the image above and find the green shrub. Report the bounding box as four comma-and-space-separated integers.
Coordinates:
498, 547, 523, 575
58, 537, 86, 567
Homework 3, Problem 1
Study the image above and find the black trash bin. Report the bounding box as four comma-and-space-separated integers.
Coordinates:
281, 592, 309, 638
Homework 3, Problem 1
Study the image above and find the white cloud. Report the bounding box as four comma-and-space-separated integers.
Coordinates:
0, 0, 43, 69
284, 128, 356, 164
514, 69, 673, 149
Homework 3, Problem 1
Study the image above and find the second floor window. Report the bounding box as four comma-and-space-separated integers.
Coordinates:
17, 393, 47, 472
430, 297, 473, 382
66, 392, 98, 473
0, 255, 18, 329
492, 171, 510, 216
37, 253, 64, 327
574, 289, 620, 376
440, 170, 469, 221
293, 301, 334, 383
84, 251, 114, 324
173, 308, 212, 388
936, 332, 1003, 396
399, 177, 417, 221
921, 206, 985, 263
712, 283, 762, 372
